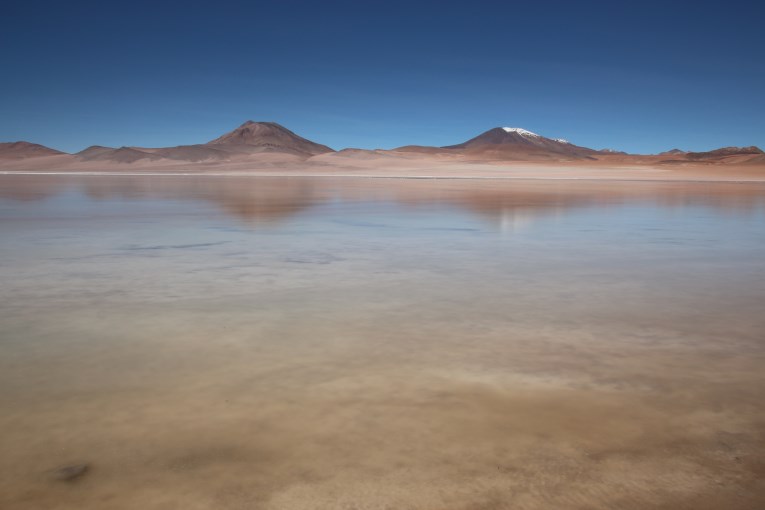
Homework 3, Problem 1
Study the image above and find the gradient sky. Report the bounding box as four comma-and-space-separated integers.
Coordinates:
2, 0, 764, 154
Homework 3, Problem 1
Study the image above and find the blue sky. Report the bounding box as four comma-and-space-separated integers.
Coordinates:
1, 0, 764, 154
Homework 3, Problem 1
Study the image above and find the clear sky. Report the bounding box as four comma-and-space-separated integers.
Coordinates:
1, 0, 764, 154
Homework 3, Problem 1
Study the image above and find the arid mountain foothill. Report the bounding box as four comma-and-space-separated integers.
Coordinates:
1, 122, 763, 179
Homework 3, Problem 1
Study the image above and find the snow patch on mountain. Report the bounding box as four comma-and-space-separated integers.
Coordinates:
502, 127, 540, 137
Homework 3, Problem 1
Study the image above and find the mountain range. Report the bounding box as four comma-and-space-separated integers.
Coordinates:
1, 121, 763, 167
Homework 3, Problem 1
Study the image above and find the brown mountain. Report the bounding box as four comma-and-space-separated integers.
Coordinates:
686, 146, 763, 160
77, 146, 162, 163
77, 144, 233, 163
0, 141, 64, 159
655, 146, 765, 166
72, 121, 333, 163
206, 121, 334, 157
398, 127, 600, 161
2, 124, 762, 169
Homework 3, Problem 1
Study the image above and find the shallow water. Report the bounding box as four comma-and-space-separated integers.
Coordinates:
1, 175, 764, 510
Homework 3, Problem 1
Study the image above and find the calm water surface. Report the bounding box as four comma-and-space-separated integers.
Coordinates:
1, 175, 764, 510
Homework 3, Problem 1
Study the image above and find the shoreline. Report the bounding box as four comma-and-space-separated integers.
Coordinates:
2, 170, 765, 184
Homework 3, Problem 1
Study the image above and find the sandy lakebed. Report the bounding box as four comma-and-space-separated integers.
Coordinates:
1, 173, 764, 510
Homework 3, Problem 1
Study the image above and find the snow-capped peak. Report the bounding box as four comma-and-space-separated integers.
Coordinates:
553, 138, 570, 144
502, 127, 540, 137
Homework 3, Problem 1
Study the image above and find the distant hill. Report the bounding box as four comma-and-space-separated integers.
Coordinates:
77, 146, 162, 163
0, 141, 64, 159
686, 146, 763, 160
70, 121, 333, 163
1, 123, 762, 168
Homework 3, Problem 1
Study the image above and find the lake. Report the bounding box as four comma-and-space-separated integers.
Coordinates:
1, 175, 764, 509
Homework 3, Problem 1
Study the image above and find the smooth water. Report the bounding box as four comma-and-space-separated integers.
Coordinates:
1, 175, 764, 509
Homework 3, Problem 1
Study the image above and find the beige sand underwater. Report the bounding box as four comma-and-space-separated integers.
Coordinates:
1, 175, 764, 509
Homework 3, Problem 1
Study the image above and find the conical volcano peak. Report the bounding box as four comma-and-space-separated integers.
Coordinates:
440, 126, 600, 160
206, 121, 333, 156
217, 121, 290, 140
239, 120, 284, 129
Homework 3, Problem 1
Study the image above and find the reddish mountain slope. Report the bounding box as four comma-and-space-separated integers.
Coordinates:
77, 146, 162, 163
0, 141, 64, 159
686, 146, 763, 161
207, 121, 334, 157
442, 127, 599, 160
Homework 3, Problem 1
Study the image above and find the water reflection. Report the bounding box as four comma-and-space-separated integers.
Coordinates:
2, 175, 765, 229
